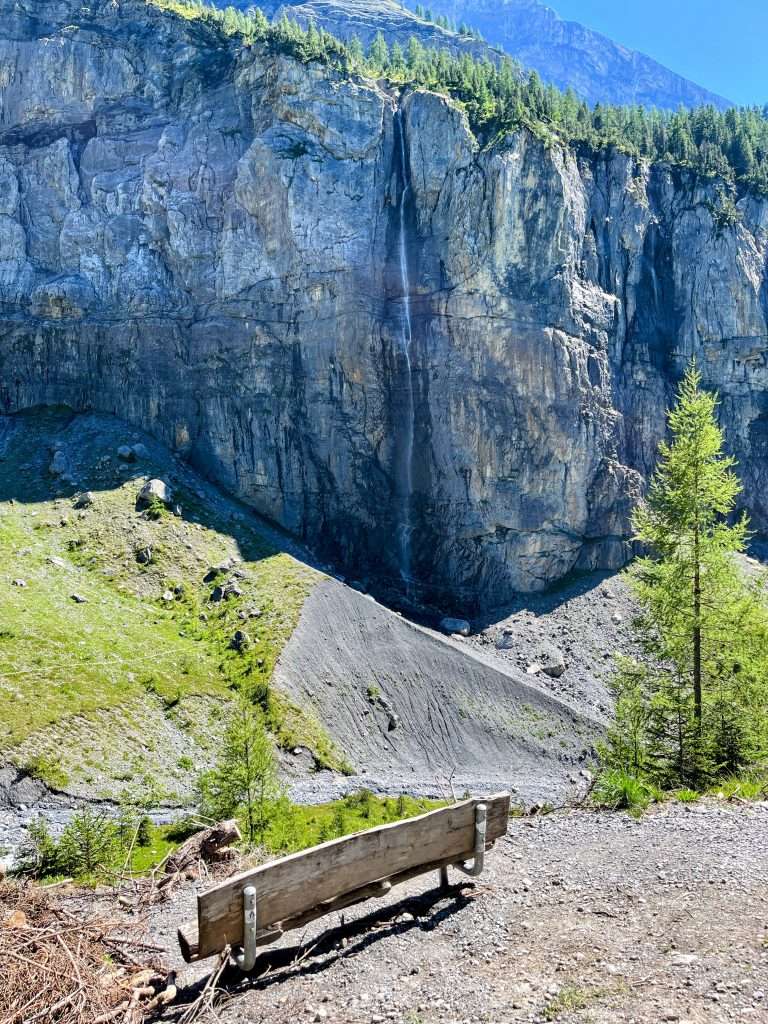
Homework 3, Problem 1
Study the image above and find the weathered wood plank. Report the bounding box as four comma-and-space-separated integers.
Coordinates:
184, 794, 509, 961
179, 879, 396, 961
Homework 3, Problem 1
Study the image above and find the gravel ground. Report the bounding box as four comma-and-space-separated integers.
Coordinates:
134, 800, 768, 1024
468, 572, 641, 721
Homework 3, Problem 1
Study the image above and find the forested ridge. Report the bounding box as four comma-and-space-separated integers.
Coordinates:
151, 0, 768, 197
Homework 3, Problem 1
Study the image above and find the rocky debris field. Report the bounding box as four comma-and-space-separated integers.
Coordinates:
468, 572, 641, 721
134, 800, 768, 1024
276, 579, 604, 810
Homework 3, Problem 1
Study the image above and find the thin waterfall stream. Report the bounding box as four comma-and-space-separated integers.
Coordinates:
395, 108, 415, 588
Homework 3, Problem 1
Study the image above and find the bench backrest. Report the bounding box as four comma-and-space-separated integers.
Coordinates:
185, 793, 510, 961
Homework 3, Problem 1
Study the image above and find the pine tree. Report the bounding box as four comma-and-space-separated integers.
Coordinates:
348, 34, 364, 66
197, 699, 281, 845
615, 362, 768, 785
367, 31, 389, 72
406, 34, 424, 73
390, 41, 405, 74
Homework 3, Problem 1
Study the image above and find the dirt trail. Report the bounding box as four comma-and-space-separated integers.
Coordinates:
144, 800, 768, 1024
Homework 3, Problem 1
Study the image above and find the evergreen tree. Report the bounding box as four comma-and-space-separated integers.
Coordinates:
390, 41, 406, 74
368, 30, 389, 71
605, 363, 768, 787
348, 34, 364, 66
197, 699, 281, 844
148, 1, 768, 198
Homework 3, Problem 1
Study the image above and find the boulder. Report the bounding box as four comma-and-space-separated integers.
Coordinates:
495, 630, 516, 650
72, 491, 94, 509
533, 642, 566, 678
440, 617, 471, 637
48, 450, 68, 476
136, 478, 173, 510
210, 582, 242, 603
117, 444, 136, 462
230, 629, 250, 652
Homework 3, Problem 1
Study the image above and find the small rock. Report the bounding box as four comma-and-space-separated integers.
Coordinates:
46, 557, 66, 569
131, 443, 149, 459
495, 630, 515, 650
162, 590, 175, 602
210, 582, 242, 603
671, 954, 699, 968
230, 629, 250, 652
48, 450, 68, 476
533, 641, 566, 678
136, 478, 173, 510
70, 593, 87, 603
11, 578, 27, 587
135, 546, 153, 565
117, 445, 136, 462
72, 491, 94, 510
440, 617, 471, 637
611, 611, 623, 625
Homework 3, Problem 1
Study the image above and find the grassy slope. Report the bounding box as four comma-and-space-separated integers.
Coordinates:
0, 408, 343, 802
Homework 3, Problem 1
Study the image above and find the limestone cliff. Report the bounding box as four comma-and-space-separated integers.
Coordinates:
1, 0, 767, 612
261, 0, 733, 112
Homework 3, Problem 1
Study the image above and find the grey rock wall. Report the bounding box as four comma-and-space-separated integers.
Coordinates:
1, 0, 766, 612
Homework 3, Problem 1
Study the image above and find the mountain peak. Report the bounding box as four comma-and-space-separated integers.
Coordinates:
422, 0, 734, 109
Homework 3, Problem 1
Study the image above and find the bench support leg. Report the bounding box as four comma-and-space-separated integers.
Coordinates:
439, 865, 450, 890
453, 802, 487, 879
234, 885, 258, 972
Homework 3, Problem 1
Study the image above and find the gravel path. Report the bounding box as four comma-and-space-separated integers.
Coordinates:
142, 800, 768, 1024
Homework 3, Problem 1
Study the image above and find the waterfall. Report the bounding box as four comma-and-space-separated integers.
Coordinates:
395, 108, 415, 588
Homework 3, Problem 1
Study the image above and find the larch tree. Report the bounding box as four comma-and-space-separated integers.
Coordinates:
197, 698, 280, 844
606, 363, 768, 787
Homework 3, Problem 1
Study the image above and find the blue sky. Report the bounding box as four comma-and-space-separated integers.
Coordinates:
551, 0, 767, 106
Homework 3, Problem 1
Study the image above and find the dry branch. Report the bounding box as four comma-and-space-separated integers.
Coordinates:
0, 880, 170, 1024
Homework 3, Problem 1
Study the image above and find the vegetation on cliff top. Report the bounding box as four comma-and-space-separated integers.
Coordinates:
149, 0, 768, 196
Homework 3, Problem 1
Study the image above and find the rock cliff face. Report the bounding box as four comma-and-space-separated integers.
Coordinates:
254, 0, 733, 112
1, 0, 767, 612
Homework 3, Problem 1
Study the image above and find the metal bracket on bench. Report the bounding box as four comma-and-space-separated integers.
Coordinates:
234, 885, 258, 972
452, 802, 487, 878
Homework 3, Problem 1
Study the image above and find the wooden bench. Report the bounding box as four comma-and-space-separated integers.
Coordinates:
178, 792, 510, 970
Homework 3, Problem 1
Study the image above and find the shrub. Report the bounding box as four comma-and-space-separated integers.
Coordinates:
331, 804, 346, 837
592, 769, 654, 814
18, 819, 59, 877
56, 809, 119, 877
136, 816, 153, 846
143, 495, 167, 521
22, 756, 69, 790
675, 788, 700, 803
